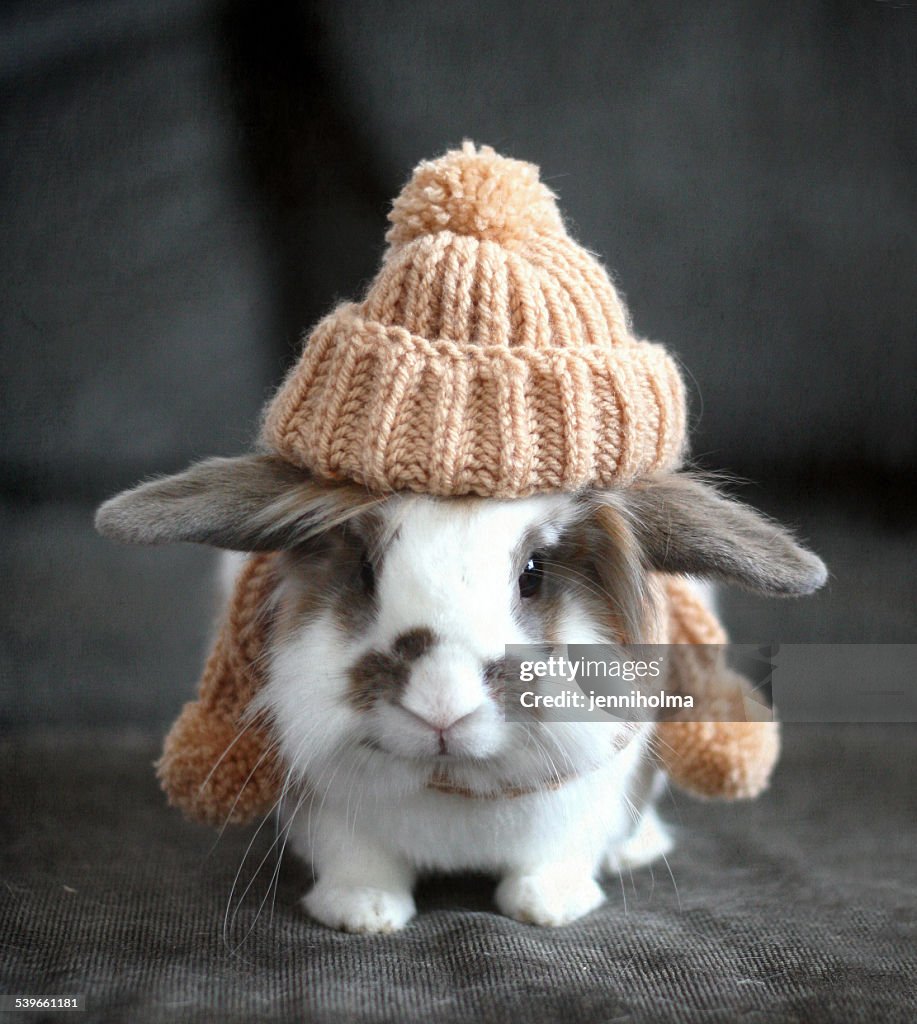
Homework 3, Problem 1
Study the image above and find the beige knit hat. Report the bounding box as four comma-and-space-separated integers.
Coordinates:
261, 142, 687, 497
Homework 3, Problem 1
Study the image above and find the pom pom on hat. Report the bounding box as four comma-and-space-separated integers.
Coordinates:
386, 141, 565, 247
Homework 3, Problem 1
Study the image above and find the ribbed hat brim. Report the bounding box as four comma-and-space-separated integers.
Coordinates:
261, 305, 685, 498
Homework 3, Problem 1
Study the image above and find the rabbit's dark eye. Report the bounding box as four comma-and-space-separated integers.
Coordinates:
360, 552, 376, 595
519, 553, 544, 599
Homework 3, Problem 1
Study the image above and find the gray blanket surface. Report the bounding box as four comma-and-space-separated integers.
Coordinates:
1, 725, 914, 1023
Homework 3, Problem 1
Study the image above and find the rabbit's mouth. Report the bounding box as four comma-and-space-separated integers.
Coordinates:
357, 736, 493, 767
355, 737, 585, 799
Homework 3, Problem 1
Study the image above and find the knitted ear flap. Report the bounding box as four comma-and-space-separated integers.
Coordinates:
657, 577, 781, 800
156, 553, 284, 827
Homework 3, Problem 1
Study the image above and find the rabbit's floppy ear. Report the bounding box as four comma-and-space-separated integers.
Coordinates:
616, 473, 827, 597
95, 454, 382, 551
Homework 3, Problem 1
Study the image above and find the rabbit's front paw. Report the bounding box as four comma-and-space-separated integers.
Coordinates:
303, 882, 416, 934
496, 866, 604, 927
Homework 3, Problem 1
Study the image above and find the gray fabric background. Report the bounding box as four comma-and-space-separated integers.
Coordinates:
1, 726, 915, 1023
2, 1, 915, 1020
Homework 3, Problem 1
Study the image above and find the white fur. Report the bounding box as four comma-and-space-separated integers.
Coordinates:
254, 494, 670, 932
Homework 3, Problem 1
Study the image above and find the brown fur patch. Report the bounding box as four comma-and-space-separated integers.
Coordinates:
511, 498, 652, 647
485, 655, 552, 722
581, 503, 651, 644
273, 523, 380, 643
348, 651, 409, 712
483, 659, 507, 700
348, 628, 441, 712
391, 627, 436, 662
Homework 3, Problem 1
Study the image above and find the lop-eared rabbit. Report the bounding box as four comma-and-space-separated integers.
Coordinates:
97, 455, 825, 932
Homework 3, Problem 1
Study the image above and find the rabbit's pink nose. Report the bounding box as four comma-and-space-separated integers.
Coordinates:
399, 705, 478, 743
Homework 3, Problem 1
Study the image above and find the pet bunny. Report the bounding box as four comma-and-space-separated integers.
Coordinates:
96, 144, 826, 932
98, 459, 824, 931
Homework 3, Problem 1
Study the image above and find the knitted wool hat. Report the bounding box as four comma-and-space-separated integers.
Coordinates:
261, 142, 686, 498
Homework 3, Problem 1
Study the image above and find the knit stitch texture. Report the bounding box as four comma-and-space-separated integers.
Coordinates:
261, 143, 686, 497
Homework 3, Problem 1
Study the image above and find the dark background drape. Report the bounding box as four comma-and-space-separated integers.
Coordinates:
3, 0, 914, 728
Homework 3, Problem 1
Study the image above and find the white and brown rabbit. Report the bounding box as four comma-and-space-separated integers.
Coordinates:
97, 455, 825, 932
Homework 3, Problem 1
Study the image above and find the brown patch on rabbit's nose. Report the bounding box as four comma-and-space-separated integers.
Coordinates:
391, 627, 436, 661
484, 657, 550, 721
348, 628, 439, 712
348, 652, 407, 712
